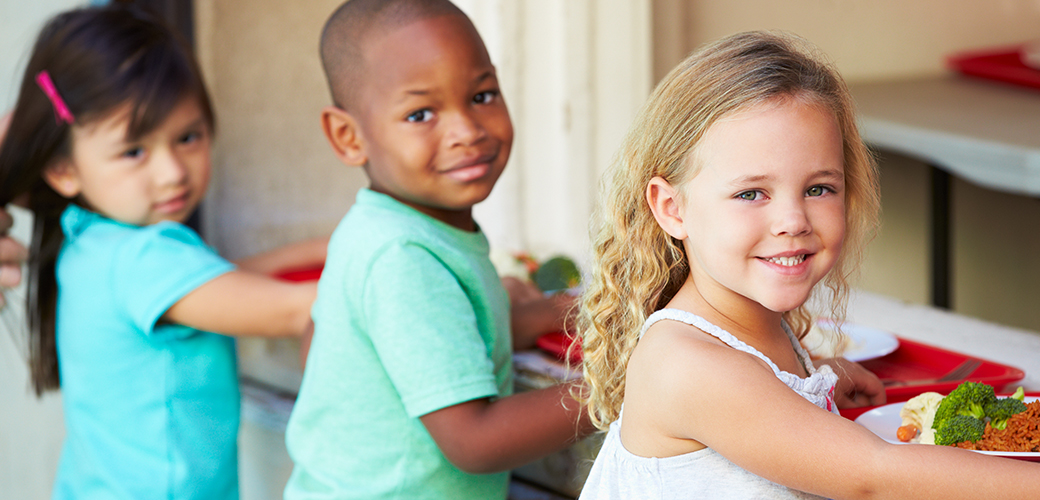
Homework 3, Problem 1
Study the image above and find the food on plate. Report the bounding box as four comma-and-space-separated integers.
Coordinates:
935, 414, 986, 446
489, 251, 581, 293
955, 399, 1040, 453
895, 382, 1033, 450
897, 391, 943, 444
532, 256, 581, 292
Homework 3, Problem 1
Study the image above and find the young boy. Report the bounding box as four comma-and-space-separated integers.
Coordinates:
283, 1, 595, 498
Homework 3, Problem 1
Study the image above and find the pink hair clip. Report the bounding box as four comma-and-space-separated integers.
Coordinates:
35, 71, 75, 125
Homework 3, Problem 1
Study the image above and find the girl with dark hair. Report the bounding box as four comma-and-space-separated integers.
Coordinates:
0, 6, 325, 498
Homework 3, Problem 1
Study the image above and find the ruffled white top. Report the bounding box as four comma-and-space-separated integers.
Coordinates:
578, 309, 838, 500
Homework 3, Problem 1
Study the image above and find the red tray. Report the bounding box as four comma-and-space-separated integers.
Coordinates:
947, 45, 1040, 91
840, 337, 1025, 420
274, 265, 324, 282
536, 331, 582, 364
538, 331, 1027, 421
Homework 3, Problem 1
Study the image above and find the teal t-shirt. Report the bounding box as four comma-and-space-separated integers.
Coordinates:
284, 189, 513, 500
52, 205, 238, 500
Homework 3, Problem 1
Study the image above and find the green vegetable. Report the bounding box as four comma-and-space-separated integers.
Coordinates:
932, 381, 996, 431
532, 256, 580, 292
933, 414, 985, 446
984, 397, 1028, 430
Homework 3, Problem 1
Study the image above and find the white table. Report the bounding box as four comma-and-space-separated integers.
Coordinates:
850, 76, 1040, 308
845, 289, 1040, 391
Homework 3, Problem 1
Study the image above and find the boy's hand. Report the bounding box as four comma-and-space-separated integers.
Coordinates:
501, 276, 541, 306
503, 277, 577, 350
815, 357, 886, 409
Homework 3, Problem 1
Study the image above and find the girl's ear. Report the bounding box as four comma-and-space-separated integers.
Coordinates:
320, 106, 367, 167
43, 160, 82, 199
646, 176, 688, 240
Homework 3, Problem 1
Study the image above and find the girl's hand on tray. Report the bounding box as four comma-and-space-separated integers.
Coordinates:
815, 357, 887, 409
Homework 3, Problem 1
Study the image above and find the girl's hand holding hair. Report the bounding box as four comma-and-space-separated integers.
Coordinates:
0, 112, 28, 307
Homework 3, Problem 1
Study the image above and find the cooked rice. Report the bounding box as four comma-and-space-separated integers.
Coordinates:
955, 401, 1040, 453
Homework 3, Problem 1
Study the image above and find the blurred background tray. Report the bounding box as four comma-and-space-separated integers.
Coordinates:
274, 265, 324, 282
948, 45, 1040, 90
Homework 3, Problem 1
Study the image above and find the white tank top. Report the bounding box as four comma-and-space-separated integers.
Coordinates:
578, 309, 838, 500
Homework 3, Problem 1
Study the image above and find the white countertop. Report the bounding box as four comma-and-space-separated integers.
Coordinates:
845, 289, 1040, 391
850, 76, 1040, 197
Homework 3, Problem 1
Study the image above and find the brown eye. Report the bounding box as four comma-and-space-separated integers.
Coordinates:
473, 90, 498, 104
406, 109, 433, 123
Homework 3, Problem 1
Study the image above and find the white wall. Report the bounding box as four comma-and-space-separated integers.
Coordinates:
1, 3, 87, 498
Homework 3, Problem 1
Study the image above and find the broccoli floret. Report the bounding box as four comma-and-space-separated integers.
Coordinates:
1010, 386, 1025, 402
932, 381, 997, 430
984, 396, 1028, 430
934, 414, 986, 446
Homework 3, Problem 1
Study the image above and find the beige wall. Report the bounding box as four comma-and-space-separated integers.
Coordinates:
650, 0, 1040, 332
653, 0, 1040, 83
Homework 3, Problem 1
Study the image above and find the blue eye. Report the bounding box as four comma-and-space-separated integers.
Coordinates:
737, 190, 760, 201
406, 109, 433, 123
473, 90, 498, 104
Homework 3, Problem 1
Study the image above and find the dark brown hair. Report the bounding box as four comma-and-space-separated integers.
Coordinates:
0, 4, 215, 395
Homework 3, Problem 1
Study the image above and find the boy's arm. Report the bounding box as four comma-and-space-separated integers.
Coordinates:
419, 380, 596, 474
234, 236, 329, 275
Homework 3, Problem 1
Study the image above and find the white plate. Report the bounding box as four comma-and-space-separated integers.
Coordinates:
805, 320, 899, 362
855, 399, 1040, 461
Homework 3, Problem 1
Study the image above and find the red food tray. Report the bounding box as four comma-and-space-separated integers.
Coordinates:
536, 331, 582, 364
274, 265, 324, 282
947, 45, 1040, 91
840, 337, 1025, 420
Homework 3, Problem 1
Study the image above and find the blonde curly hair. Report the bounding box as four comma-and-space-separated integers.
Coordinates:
577, 31, 881, 430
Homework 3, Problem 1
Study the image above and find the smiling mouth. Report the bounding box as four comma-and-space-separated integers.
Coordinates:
761, 254, 807, 267
444, 153, 497, 181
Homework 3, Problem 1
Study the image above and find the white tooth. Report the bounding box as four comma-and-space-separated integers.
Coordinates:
768, 255, 804, 266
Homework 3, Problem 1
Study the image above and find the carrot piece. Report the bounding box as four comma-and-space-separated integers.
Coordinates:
896, 424, 919, 442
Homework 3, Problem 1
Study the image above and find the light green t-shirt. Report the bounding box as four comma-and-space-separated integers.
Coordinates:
284, 189, 513, 500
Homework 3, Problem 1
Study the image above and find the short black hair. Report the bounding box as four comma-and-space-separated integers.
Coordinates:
319, 0, 470, 110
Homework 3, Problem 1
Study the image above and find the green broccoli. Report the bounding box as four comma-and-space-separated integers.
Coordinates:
984, 392, 1028, 430
932, 381, 997, 430
933, 414, 986, 446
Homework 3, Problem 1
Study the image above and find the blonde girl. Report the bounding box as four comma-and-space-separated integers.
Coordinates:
578, 31, 1039, 499
0, 6, 324, 499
